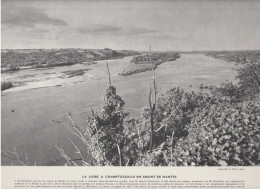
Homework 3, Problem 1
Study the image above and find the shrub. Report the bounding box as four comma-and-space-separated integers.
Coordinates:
1, 81, 13, 91
237, 63, 260, 98
214, 63, 260, 101
152, 88, 217, 147
213, 82, 242, 101
86, 86, 130, 166
132, 85, 260, 166
171, 100, 260, 166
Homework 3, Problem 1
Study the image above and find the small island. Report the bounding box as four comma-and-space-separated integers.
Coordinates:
119, 52, 181, 76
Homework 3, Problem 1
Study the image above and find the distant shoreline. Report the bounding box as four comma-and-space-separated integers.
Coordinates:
1, 48, 140, 72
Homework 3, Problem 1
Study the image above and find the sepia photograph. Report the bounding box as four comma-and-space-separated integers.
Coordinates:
1, 0, 260, 168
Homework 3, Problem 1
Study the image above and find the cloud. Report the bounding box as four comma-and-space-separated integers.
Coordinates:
76, 25, 156, 36
2, 5, 68, 28
123, 27, 156, 36
77, 25, 121, 33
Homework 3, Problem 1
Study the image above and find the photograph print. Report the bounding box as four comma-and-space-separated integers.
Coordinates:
1, 0, 260, 166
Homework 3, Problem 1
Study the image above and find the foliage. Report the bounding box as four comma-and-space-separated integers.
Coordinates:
237, 63, 260, 98
208, 50, 260, 99
131, 88, 260, 166
86, 86, 130, 165
213, 82, 242, 101
120, 53, 180, 76
106, 85, 259, 166
206, 50, 260, 64
56, 52, 260, 167
214, 62, 260, 101
1, 81, 13, 91
1, 49, 140, 69
171, 99, 260, 166
1, 64, 20, 73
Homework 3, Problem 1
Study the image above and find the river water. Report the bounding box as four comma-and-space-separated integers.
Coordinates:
1, 53, 240, 165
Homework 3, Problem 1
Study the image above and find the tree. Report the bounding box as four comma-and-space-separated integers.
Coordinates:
148, 45, 158, 150
86, 85, 128, 165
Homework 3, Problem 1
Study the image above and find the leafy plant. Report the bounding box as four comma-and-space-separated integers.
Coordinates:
237, 63, 260, 98
171, 99, 260, 166
86, 86, 129, 165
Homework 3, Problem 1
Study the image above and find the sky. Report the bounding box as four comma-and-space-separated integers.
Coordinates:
1, 0, 260, 51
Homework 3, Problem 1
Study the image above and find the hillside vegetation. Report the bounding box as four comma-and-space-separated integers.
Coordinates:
206, 50, 260, 64
1, 48, 140, 71
120, 52, 180, 76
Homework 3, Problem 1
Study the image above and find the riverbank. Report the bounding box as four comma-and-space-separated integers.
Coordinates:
1, 48, 140, 73
206, 50, 260, 64
1, 56, 133, 93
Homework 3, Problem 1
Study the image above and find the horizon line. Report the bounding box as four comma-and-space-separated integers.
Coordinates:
1, 48, 260, 52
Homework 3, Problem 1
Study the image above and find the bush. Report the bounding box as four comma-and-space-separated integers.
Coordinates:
86, 86, 130, 165
171, 100, 260, 166
132, 89, 260, 166
213, 82, 242, 101
237, 63, 260, 98
152, 88, 217, 147
1, 81, 13, 91
214, 63, 260, 101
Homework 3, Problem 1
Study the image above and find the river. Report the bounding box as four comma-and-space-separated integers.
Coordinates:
1, 53, 240, 165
